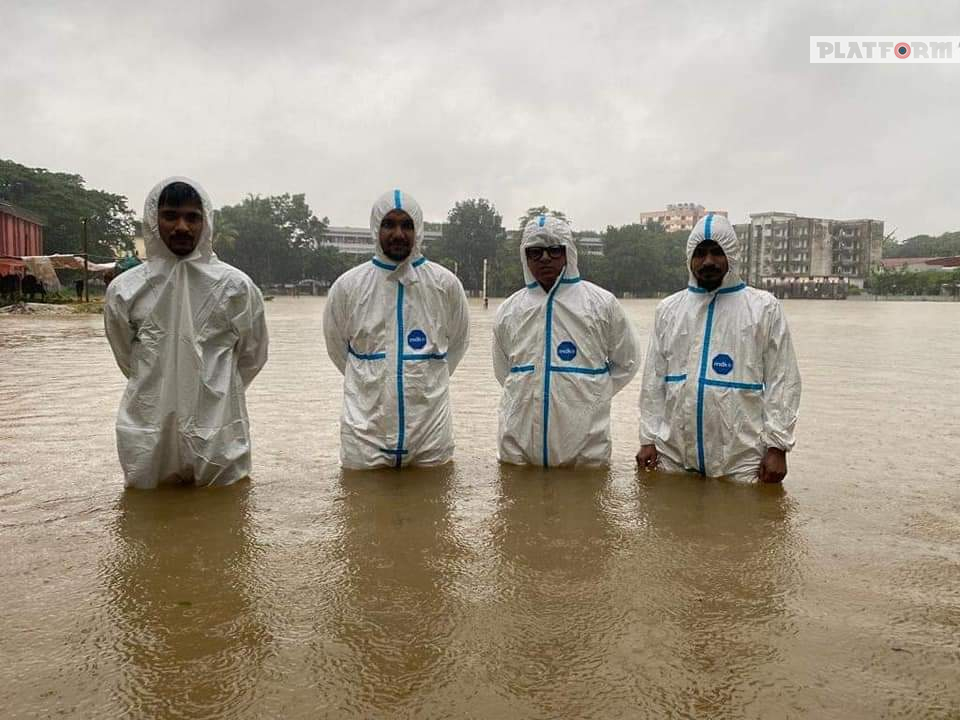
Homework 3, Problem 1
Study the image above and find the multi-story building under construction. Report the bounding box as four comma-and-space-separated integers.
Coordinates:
734, 212, 884, 291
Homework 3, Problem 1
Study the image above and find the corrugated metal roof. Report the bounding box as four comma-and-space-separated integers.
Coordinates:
881, 256, 960, 269
0, 201, 46, 226
926, 256, 960, 267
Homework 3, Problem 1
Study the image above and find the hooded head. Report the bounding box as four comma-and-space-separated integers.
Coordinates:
143, 176, 215, 263
685, 214, 742, 291
520, 214, 580, 290
369, 189, 424, 268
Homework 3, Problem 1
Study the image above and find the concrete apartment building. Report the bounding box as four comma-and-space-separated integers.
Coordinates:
735, 212, 884, 290
639, 203, 728, 233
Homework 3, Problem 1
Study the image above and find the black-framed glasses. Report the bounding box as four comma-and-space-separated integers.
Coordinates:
525, 245, 566, 260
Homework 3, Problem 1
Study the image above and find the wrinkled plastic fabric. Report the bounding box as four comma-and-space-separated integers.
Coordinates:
323, 189, 470, 469
639, 214, 801, 481
104, 177, 268, 488
493, 215, 639, 467
20, 257, 61, 291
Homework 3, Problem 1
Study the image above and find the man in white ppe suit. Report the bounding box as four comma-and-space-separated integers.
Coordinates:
104, 178, 268, 488
323, 189, 470, 469
493, 215, 639, 467
637, 214, 801, 482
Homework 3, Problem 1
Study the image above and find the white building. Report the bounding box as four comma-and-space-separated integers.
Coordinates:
576, 235, 603, 256
323, 225, 442, 255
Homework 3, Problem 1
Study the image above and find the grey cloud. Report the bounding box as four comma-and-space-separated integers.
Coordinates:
1, 0, 958, 237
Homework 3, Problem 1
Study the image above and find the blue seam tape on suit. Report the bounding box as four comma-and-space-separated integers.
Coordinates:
402, 353, 447, 361
394, 283, 405, 467
549, 365, 609, 375
348, 344, 386, 360
696, 296, 718, 474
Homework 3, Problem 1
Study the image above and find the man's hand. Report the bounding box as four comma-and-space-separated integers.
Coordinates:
758, 447, 788, 483
636, 444, 658, 471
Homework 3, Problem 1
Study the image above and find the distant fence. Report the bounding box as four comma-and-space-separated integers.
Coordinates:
760, 278, 849, 300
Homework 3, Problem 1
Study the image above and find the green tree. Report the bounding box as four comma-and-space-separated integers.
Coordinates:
599, 224, 688, 297
437, 198, 505, 294
211, 210, 238, 255
883, 230, 960, 258
868, 267, 960, 296
491, 233, 525, 297
0, 158, 134, 260
306, 243, 356, 288
216, 193, 329, 286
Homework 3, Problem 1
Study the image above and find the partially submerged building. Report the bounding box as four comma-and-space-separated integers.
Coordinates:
735, 212, 884, 296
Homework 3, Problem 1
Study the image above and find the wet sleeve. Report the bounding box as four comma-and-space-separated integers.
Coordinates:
492, 312, 510, 387
761, 300, 801, 451
103, 286, 134, 378
606, 298, 640, 395
445, 279, 471, 375
322, 280, 348, 375
638, 306, 667, 445
234, 281, 269, 388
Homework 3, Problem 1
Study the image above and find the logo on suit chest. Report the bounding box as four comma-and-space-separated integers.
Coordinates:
712, 353, 734, 375
557, 341, 578, 361
407, 329, 428, 350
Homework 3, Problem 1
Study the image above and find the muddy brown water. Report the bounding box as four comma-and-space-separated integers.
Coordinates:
1, 297, 957, 719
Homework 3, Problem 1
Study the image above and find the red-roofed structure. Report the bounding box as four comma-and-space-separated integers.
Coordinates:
1, 202, 44, 275
880, 256, 960, 272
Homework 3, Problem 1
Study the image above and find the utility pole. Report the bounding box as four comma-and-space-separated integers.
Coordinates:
482, 257, 488, 307
81, 217, 89, 303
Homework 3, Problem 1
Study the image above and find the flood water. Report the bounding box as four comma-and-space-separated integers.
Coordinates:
1, 296, 958, 719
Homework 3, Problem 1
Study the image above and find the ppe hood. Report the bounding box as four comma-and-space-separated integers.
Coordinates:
370, 189, 425, 271
519, 214, 580, 288
686, 213, 743, 290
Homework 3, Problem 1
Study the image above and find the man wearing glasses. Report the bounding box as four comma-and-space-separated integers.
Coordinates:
492, 215, 639, 467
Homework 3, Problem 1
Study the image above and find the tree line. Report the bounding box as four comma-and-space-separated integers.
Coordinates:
416, 200, 690, 297
882, 231, 960, 258
867, 268, 960, 296
3, 158, 958, 298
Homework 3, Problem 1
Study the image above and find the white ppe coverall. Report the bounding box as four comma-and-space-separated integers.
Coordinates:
104, 177, 268, 488
323, 189, 470, 469
493, 215, 640, 467
639, 214, 801, 481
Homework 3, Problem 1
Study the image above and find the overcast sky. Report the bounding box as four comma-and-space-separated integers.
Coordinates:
2, 0, 957, 238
